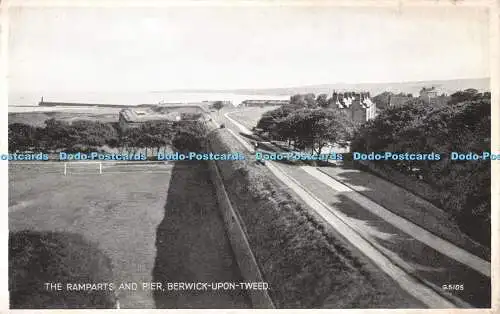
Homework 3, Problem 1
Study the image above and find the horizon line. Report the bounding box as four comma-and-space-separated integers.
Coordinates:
163, 76, 491, 92
9, 76, 490, 94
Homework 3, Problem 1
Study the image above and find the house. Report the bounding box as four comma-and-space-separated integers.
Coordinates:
418, 86, 452, 106
330, 91, 377, 123
419, 86, 439, 104
388, 95, 413, 108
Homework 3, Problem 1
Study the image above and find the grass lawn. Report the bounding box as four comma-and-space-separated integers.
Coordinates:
9, 163, 173, 308
224, 107, 280, 130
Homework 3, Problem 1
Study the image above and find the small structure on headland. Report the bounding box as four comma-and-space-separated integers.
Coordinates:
118, 106, 210, 132
118, 108, 182, 131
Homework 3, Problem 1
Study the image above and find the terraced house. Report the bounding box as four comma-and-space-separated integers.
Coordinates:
330, 91, 377, 123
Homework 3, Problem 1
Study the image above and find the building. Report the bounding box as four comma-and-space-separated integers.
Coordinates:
240, 99, 290, 107
388, 95, 413, 108
419, 86, 439, 104
118, 108, 181, 132
330, 91, 377, 123
418, 86, 452, 106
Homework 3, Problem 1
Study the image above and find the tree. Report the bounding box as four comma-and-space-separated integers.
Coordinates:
290, 94, 306, 107
256, 106, 295, 132
276, 109, 351, 154
449, 89, 480, 105
304, 93, 317, 108
316, 94, 329, 108
289, 93, 316, 108
171, 121, 207, 152
9, 123, 37, 152
212, 101, 224, 115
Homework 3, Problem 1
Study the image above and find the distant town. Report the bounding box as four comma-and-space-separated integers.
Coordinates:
32, 85, 453, 132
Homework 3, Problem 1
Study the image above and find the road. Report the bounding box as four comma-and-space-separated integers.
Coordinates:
215, 108, 491, 308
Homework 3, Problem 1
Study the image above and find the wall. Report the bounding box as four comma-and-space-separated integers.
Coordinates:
205, 138, 275, 309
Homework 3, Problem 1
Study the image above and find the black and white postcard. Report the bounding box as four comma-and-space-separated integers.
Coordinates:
2, 0, 497, 311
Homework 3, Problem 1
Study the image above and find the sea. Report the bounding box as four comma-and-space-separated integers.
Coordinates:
8, 91, 292, 113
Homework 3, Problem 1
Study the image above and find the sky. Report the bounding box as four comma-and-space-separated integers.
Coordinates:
7, 4, 490, 93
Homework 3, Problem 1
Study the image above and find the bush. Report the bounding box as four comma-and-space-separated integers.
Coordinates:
171, 121, 207, 152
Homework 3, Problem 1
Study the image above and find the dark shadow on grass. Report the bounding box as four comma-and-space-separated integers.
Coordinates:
315, 162, 490, 260
9, 230, 116, 309
326, 193, 491, 308
152, 160, 251, 309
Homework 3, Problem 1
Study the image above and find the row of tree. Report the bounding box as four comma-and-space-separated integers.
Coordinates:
256, 105, 354, 154
256, 89, 491, 245
288, 93, 346, 109
8, 118, 207, 155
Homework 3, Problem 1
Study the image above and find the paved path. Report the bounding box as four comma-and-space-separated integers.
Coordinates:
302, 166, 490, 277
265, 161, 456, 308
317, 166, 489, 259
219, 109, 491, 308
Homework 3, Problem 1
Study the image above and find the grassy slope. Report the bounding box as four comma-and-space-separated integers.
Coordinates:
208, 129, 422, 308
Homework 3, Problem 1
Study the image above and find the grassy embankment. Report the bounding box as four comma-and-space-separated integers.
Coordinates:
207, 129, 421, 308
